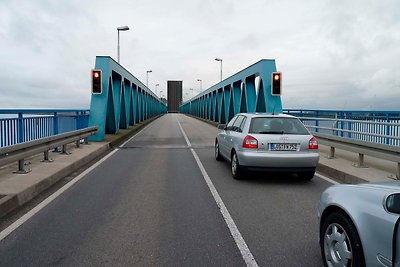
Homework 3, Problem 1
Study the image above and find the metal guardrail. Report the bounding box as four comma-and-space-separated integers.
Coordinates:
284, 109, 400, 146
0, 126, 97, 173
285, 110, 400, 179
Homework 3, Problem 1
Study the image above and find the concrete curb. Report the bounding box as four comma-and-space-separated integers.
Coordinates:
316, 163, 368, 184
0, 115, 163, 218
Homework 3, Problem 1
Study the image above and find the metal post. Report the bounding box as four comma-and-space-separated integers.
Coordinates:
13, 159, 31, 174
17, 113, 24, 144
328, 147, 335, 159
61, 144, 70, 155
354, 153, 367, 168
117, 30, 120, 63
42, 150, 53, 162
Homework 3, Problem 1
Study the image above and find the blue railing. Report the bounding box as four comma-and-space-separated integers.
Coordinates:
284, 109, 400, 146
0, 109, 89, 148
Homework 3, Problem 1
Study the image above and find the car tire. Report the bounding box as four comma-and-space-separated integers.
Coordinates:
298, 170, 315, 180
215, 141, 223, 161
320, 212, 365, 267
231, 151, 243, 180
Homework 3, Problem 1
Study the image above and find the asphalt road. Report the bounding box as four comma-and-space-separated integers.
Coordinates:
0, 114, 333, 266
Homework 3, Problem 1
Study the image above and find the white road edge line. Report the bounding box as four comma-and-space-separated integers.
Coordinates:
315, 172, 339, 185
176, 116, 258, 267
0, 119, 158, 242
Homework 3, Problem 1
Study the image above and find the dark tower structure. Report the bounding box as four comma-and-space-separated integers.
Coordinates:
167, 81, 183, 113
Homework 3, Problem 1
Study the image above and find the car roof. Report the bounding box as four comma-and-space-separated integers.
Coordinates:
235, 113, 297, 119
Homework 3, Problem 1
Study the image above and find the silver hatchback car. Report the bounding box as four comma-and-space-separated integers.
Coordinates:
215, 113, 319, 179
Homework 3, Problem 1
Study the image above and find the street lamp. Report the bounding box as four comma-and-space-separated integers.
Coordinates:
155, 83, 160, 96
117, 25, 130, 63
190, 88, 194, 98
197, 79, 202, 91
215, 58, 222, 81
146, 70, 152, 87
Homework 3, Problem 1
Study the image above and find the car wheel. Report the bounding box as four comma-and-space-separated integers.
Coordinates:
231, 151, 242, 179
320, 212, 365, 267
215, 141, 223, 161
298, 170, 315, 180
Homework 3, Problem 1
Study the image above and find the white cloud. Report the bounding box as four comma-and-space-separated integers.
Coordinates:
0, 0, 399, 110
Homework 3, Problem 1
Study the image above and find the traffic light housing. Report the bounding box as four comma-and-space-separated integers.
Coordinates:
92, 69, 102, 94
271, 72, 281, 96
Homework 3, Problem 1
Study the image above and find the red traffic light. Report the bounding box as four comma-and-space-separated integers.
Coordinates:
92, 69, 102, 94
271, 72, 281, 96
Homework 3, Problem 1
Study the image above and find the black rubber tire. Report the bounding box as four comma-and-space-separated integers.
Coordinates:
231, 151, 243, 180
320, 212, 365, 267
298, 170, 315, 181
215, 140, 223, 161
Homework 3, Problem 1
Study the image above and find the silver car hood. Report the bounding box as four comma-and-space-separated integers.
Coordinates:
332, 180, 400, 193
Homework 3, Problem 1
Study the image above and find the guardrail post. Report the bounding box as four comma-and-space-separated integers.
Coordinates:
328, 147, 335, 159
354, 153, 367, 168
61, 144, 70, 155
41, 151, 53, 163
13, 159, 31, 174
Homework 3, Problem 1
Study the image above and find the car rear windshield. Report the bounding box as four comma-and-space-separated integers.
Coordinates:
249, 117, 310, 135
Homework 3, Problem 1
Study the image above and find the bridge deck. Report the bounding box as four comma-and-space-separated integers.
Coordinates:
0, 114, 394, 266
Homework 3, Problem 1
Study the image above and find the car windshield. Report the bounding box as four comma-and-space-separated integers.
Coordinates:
249, 117, 310, 135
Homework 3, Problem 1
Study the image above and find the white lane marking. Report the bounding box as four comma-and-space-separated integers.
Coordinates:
176, 116, 258, 267
315, 172, 339, 185
0, 118, 159, 241
0, 150, 117, 241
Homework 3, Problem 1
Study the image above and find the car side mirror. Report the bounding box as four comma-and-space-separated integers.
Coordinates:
386, 193, 400, 214
217, 124, 226, 130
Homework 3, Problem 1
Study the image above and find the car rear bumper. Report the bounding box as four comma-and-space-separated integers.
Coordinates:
237, 150, 319, 168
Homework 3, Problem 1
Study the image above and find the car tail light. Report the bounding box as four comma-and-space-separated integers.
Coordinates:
309, 137, 318, 149
243, 135, 258, 149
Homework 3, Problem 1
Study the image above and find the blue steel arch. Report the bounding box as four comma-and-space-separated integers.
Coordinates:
179, 59, 282, 123
89, 56, 167, 141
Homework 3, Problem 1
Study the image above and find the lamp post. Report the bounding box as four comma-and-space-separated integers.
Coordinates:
155, 83, 160, 97
117, 26, 130, 63
215, 58, 222, 81
197, 79, 202, 91
146, 70, 152, 87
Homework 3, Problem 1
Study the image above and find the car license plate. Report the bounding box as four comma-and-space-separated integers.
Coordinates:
269, 143, 298, 151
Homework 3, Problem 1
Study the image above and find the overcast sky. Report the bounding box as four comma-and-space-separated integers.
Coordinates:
0, 0, 399, 110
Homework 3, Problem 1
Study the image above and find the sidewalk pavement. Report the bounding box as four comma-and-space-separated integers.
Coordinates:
0, 116, 397, 218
